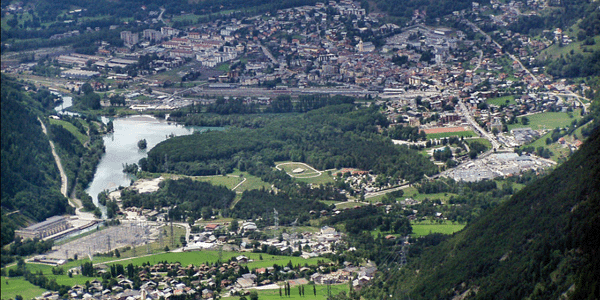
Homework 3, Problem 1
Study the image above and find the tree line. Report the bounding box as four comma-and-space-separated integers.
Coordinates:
1, 75, 72, 248
143, 104, 438, 183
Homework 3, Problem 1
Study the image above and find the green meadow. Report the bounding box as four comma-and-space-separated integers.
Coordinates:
222, 283, 350, 299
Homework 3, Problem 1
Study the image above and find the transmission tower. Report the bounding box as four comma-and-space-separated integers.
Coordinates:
107, 235, 111, 252
159, 229, 164, 248
290, 218, 298, 243
274, 208, 279, 237
170, 221, 174, 247
399, 236, 408, 268
218, 244, 223, 263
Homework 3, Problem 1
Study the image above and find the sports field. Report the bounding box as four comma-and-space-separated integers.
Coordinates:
424, 127, 477, 139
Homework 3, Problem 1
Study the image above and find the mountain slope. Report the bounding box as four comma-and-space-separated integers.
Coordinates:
0, 75, 70, 246
361, 126, 600, 299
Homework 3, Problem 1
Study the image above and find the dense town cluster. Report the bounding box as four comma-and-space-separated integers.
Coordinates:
2, 0, 590, 151
2, 0, 597, 298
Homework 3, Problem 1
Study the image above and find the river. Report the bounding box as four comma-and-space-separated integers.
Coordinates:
86, 115, 214, 209
53, 94, 216, 216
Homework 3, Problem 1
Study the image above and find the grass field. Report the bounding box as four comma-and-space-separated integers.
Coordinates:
217, 63, 230, 72
525, 131, 571, 162
164, 170, 271, 192
486, 95, 516, 106
172, 174, 241, 189
426, 131, 477, 139
94, 251, 327, 271
229, 170, 272, 192
508, 110, 581, 131
538, 35, 600, 60
49, 118, 88, 145
518, 119, 592, 162
411, 220, 465, 237
171, 14, 200, 22
334, 201, 366, 210
3, 251, 329, 299
466, 138, 492, 150
222, 283, 350, 299
295, 172, 335, 185
1, 277, 48, 300
411, 192, 457, 203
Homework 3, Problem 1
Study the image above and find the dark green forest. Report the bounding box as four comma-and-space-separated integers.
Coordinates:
369, 0, 483, 24
0, 75, 71, 247
119, 178, 235, 222
354, 127, 600, 299
143, 104, 438, 183
233, 189, 331, 226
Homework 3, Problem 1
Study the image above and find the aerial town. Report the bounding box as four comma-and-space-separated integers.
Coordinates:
1, 0, 598, 299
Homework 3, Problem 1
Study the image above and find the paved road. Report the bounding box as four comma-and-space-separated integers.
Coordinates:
260, 43, 279, 66
364, 183, 412, 199
541, 91, 591, 114
158, 8, 166, 24
473, 50, 484, 72
458, 101, 502, 149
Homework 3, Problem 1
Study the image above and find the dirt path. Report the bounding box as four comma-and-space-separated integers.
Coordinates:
231, 177, 247, 191
38, 117, 80, 208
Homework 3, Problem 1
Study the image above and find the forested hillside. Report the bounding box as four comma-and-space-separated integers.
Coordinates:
0, 75, 71, 246
369, 0, 479, 24
143, 104, 438, 183
358, 127, 600, 299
